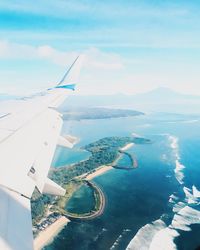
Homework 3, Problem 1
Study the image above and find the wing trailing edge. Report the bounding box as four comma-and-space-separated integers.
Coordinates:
0, 54, 84, 250
42, 177, 65, 196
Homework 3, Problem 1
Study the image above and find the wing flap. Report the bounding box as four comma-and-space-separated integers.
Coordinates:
29, 110, 63, 194
0, 108, 62, 198
0, 187, 33, 250
0, 55, 84, 250
42, 177, 65, 196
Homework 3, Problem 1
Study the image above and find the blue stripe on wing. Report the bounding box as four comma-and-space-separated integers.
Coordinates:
55, 84, 76, 91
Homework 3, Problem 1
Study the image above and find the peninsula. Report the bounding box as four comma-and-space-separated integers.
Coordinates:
32, 136, 151, 248
62, 107, 144, 120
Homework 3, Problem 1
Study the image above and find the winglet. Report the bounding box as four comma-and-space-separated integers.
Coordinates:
56, 54, 84, 90
55, 84, 76, 91
57, 55, 80, 86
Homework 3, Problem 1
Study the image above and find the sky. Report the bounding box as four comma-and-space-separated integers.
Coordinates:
0, 0, 200, 96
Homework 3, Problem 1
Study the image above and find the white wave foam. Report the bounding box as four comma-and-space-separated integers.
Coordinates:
171, 206, 200, 231
174, 160, 185, 184
169, 194, 179, 204
126, 219, 166, 250
149, 228, 179, 250
149, 206, 200, 249
171, 214, 191, 231
172, 202, 185, 213
127, 136, 200, 250
169, 136, 178, 150
110, 229, 130, 250
168, 135, 185, 184
94, 227, 107, 242
192, 185, 200, 198
183, 187, 198, 204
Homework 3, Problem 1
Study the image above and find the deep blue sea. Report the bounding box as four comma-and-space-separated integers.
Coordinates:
44, 113, 200, 250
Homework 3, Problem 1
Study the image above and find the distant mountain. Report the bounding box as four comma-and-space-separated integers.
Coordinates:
131, 87, 200, 102
133, 87, 180, 101
1, 88, 199, 114
63, 87, 200, 114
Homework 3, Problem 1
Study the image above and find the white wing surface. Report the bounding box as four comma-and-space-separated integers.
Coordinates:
0, 55, 83, 250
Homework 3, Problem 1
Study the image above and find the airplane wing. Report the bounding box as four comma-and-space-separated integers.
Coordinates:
0, 55, 83, 250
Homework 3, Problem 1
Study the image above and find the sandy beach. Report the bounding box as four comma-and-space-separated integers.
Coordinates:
120, 143, 134, 151
33, 144, 132, 249
85, 165, 113, 180
34, 166, 113, 249
34, 216, 70, 250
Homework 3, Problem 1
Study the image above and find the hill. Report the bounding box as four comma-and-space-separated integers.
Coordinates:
63, 87, 200, 114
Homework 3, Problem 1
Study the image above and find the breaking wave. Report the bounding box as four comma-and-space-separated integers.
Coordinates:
93, 227, 107, 242
126, 135, 200, 250
149, 227, 179, 250
126, 219, 166, 250
193, 185, 200, 198
149, 204, 200, 249
111, 229, 131, 250
168, 135, 185, 185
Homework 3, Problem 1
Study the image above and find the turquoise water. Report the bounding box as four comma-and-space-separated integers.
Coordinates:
51, 146, 90, 167
45, 114, 200, 250
116, 153, 132, 168
66, 184, 95, 214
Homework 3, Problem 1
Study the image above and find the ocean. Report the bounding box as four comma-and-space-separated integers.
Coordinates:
44, 113, 200, 250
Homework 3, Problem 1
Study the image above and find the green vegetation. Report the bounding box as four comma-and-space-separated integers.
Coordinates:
50, 136, 150, 185
31, 136, 151, 225
31, 190, 53, 225
62, 107, 144, 120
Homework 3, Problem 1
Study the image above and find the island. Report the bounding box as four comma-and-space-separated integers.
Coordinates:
32, 136, 151, 248
61, 107, 144, 120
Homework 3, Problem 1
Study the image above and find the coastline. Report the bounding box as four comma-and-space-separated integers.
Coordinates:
34, 216, 70, 250
120, 142, 134, 151
65, 142, 133, 182
34, 141, 133, 249
33, 165, 113, 250
85, 165, 113, 180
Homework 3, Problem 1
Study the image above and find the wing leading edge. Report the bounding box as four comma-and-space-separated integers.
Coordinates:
0, 55, 83, 250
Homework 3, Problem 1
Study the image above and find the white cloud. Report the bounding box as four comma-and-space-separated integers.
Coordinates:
0, 40, 200, 96
0, 40, 125, 95
0, 40, 124, 69
37, 45, 78, 66
0, 40, 34, 58
84, 48, 124, 70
